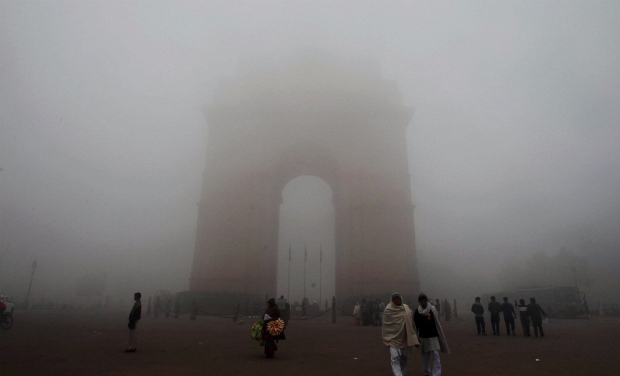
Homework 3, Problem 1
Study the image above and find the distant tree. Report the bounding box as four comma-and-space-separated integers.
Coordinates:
499, 249, 592, 290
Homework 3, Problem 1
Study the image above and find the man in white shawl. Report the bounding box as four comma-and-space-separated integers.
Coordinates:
382, 293, 420, 376
413, 293, 449, 376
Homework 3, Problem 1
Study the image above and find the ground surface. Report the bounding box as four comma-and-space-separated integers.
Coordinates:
1, 310, 619, 375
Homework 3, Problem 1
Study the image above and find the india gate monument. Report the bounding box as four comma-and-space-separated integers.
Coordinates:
189, 58, 420, 304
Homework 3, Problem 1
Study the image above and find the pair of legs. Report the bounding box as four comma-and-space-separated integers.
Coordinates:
520, 317, 531, 336
531, 318, 544, 337
389, 347, 411, 376
504, 316, 516, 335
422, 350, 442, 376
263, 334, 278, 358
490, 313, 501, 335
126, 322, 137, 352
475, 316, 486, 334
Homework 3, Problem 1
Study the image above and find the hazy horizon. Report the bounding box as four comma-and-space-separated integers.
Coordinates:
1, 1, 619, 306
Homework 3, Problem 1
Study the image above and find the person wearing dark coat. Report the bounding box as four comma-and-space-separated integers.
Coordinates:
500, 297, 517, 336
527, 298, 547, 338
517, 299, 531, 337
125, 292, 142, 353
471, 297, 486, 335
488, 296, 501, 335
361, 299, 370, 326
262, 298, 282, 358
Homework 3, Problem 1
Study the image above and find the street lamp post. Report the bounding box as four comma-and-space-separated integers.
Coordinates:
25, 260, 38, 308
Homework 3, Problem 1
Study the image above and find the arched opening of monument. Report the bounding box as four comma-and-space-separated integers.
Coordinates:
278, 176, 335, 310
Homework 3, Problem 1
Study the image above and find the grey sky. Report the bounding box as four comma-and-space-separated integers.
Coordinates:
1, 1, 619, 300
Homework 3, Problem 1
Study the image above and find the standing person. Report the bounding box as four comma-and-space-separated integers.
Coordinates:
517, 299, 531, 337
301, 297, 308, 317
382, 293, 420, 376
527, 298, 547, 338
124, 292, 141, 353
471, 297, 486, 335
435, 299, 442, 321
361, 299, 370, 326
488, 296, 501, 335
276, 295, 290, 325
353, 302, 361, 326
378, 299, 386, 326
414, 293, 450, 376
262, 298, 282, 358
369, 300, 377, 326
500, 297, 517, 336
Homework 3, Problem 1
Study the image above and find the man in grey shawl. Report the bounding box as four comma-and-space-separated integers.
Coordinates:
413, 293, 449, 376
382, 293, 420, 376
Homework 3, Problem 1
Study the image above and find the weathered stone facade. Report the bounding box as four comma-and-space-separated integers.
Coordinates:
190, 60, 420, 301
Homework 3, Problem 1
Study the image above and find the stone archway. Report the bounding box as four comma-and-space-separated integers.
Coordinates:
189, 60, 420, 303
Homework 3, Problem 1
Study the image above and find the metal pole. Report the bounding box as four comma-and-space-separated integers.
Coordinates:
319, 244, 322, 310
287, 245, 291, 300
25, 260, 37, 306
304, 244, 306, 301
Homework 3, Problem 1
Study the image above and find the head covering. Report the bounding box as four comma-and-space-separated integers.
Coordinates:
418, 293, 428, 302
530, 298, 536, 303
391, 292, 402, 299
416, 302, 450, 354
267, 298, 276, 306
382, 300, 419, 349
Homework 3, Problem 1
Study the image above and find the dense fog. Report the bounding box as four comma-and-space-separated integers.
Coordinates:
1, 1, 619, 309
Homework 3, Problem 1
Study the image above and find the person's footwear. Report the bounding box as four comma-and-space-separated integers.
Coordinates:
124, 348, 136, 353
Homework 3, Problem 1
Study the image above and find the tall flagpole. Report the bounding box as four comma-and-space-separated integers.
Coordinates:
288, 244, 291, 300
319, 244, 322, 310
304, 243, 307, 301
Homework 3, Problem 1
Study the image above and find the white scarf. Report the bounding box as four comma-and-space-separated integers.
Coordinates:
382, 302, 420, 348
417, 304, 450, 354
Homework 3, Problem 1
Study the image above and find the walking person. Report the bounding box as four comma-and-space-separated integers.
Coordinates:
124, 292, 141, 353
527, 298, 547, 338
517, 299, 531, 337
488, 296, 501, 335
500, 297, 517, 336
262, 298, 284, 358
382, 293, 420, 376
414, 293, 450, 376
471, 297, 486, 335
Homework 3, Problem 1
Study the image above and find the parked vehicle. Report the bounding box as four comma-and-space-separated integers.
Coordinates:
0, 295, 15, 314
